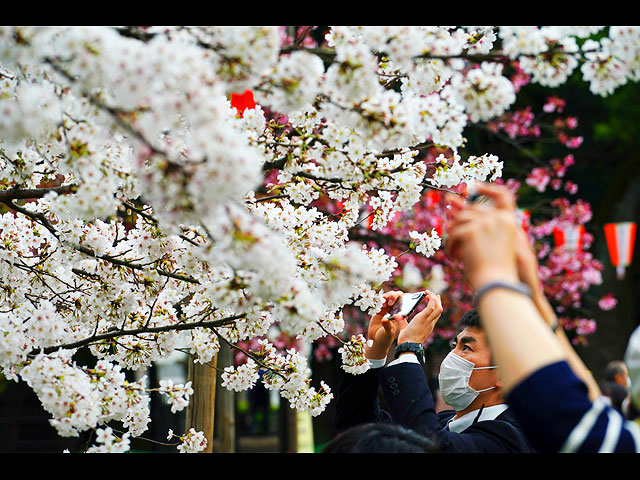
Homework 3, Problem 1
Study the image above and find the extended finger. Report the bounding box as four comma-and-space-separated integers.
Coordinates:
424, 293, 443, 319
379, 290, 403, 315
383, 290, 403, 304
391, 314, 409, 331
444, 217, 482, 259
475, 182, 517, 212
445, 193, 468, 216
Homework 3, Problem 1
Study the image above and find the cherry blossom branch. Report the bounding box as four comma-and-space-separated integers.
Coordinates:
280, 43, 603, 65
1, 194, 202, 286
211, 329, 290, 383
121, 200, 204, 247
71, 244, 200, 284
109, 426, 177, 448
0, 184, 78, 201
35, 313, 247, 356
476, 123, 547, 166
349, 228, 411, 248
0, 199, 60, 238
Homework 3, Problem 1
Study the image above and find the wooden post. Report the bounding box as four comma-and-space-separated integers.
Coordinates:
217, 342, 236, 452
185, 356, 217, 453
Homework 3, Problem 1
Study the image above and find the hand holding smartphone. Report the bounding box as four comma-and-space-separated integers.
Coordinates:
384, 291, 426, 320
466, 180, 494, 206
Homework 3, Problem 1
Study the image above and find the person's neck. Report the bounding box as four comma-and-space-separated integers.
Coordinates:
453, 396, 503, 420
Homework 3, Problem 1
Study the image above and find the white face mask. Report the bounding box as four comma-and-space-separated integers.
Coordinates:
438, 351, 498, 411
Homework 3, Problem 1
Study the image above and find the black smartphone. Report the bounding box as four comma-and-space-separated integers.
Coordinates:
385, 291, 426, 320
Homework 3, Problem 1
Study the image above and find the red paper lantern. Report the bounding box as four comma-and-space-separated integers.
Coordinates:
517, 208, 530, 233
230, 89, 256, 115
553, 224, 585, 252
604, 221, 636, 279
425, 189, 442, 206
432, 216, 443, 237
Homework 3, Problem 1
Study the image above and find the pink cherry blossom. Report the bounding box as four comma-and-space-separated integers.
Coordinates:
598, 294, 618, 311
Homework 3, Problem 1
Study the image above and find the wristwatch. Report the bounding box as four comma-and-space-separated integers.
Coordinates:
394, 342, 425, 365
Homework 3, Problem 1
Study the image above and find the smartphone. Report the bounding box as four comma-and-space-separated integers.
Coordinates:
385, 292, 426, 320
468, 192, 492, 205
466, 182, 493, 206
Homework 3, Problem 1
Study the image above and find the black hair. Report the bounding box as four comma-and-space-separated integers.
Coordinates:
599, 381, 628, 414
605, 360, 627, 383
457, 308, 481, 333
455, 309, 495, 363
322, 422, 438, 453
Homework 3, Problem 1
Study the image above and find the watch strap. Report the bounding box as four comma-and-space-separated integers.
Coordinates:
394, 342, 425, 365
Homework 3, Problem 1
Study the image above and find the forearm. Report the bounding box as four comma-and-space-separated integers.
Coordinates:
477, 288, 565, 393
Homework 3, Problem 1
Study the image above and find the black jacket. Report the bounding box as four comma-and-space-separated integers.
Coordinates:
334, 360, 535, 453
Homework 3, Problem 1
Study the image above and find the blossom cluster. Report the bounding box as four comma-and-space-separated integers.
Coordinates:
158, 379, 194, 413
0, 26, 637, 450
18, 352, 152, 438
86, 427, 131, 453
428, 151, 503, 188
221, 339, 334, 416
526, 154, 579, 194
409, 229, 442, 258
338, 333, 372, 375
168, 428, 208, 453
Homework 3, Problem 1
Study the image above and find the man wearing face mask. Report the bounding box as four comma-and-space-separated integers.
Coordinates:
333, 291, 535, 453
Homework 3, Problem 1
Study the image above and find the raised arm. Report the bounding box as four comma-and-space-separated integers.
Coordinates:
444, 182, 640, 452
447, 182, 599, 399
445, 187, 565, 392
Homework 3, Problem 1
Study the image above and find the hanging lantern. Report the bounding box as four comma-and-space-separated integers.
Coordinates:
366, 202, 375, 230
230, 89, 256, 115
553, 224, 585, 252
432, 215, 444, 237
517, 208, 530, 233
425, 189, 442, 206
604, 221, 636, 279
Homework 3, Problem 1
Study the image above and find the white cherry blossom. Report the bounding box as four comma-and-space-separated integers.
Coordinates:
0, 26, 638, 451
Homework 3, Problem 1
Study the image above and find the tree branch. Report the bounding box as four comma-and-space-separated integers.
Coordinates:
0, 184, 78, 201
73, 244, 200, 285
36, 313, 247, 355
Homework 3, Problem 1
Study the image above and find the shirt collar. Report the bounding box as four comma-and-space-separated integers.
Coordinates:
446, 404, 509, 433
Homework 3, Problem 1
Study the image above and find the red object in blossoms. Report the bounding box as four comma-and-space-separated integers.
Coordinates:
230, 89, 256, 115
604, 221, 636, 279
425, 189, 442, 206
517, 208, 530, 233
553, 224, 585, 252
